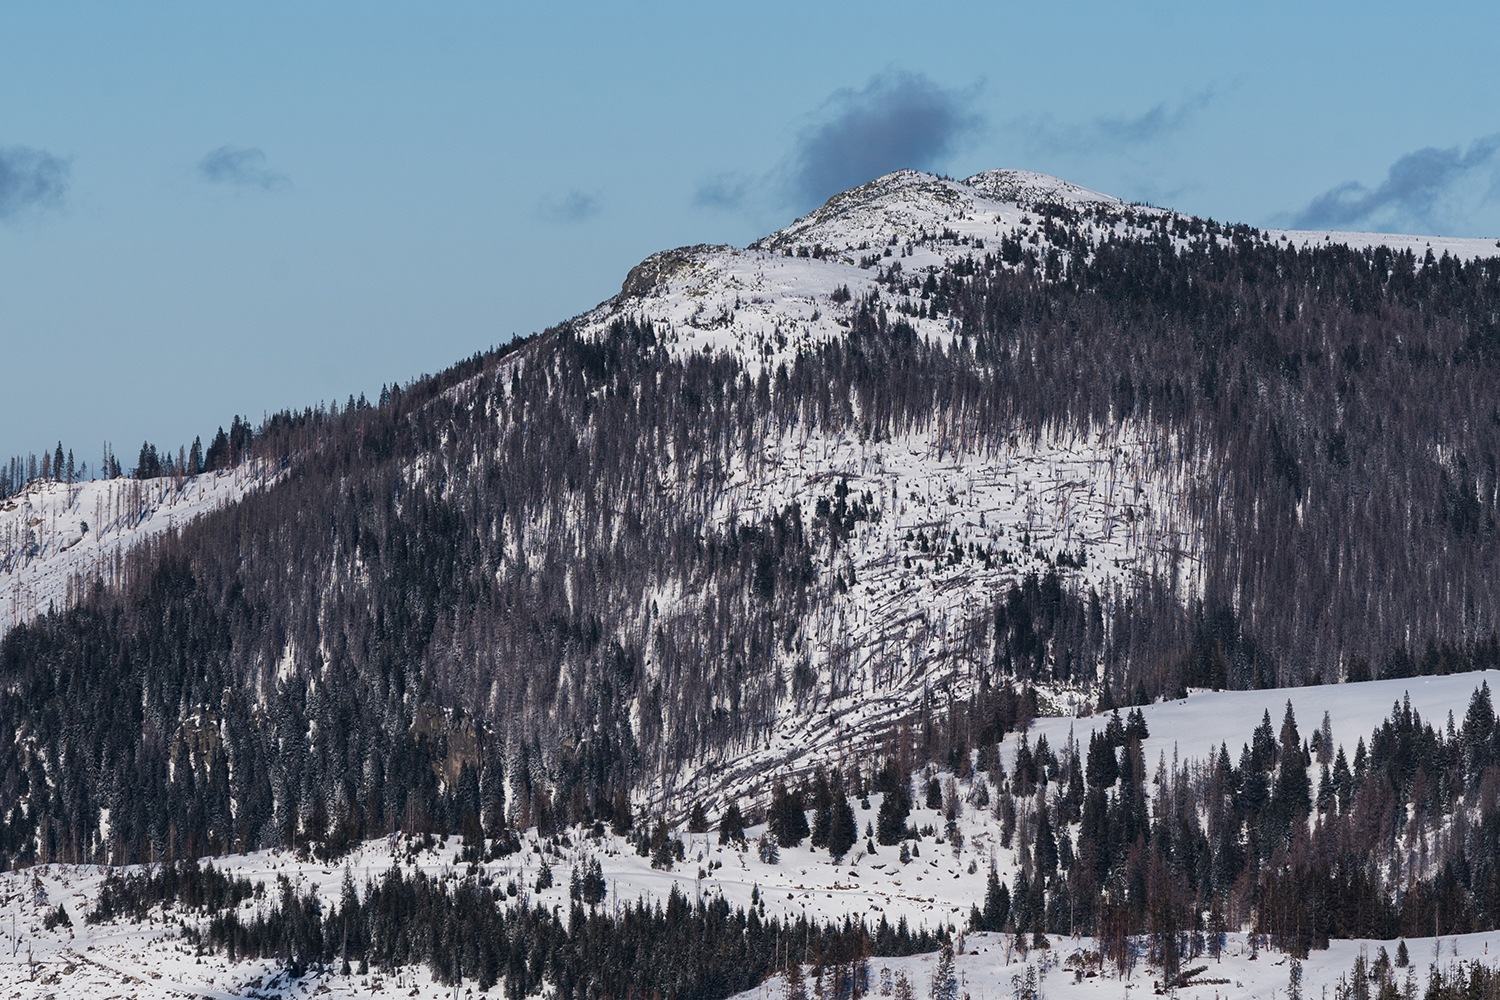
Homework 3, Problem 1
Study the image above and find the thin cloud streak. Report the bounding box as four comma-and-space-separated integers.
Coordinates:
1292, 134, 1500, 231
693, 173, 752, 211
1014, 89, 1215, 155
541, 190, 602, 223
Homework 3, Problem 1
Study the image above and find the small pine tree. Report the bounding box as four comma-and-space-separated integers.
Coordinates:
719, 800, 746, 846
688, 801, 708, 834
1208, 899, 1227, 962
771, 780, 810, 847
612, 790, 633, 836
983, 863, 1010, 931
786, 959, 808, 1000
828, 782, 858, 860
581, 856, 606, 905
877, 776, 911, 844
929, 945, 957, 1000
651, 818, 676, 870
1034, 807, 1057, 884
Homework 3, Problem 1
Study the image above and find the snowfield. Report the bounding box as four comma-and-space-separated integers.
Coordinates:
740, 931, 1500, 1000
4, 672, 1499, 999
1011, 671, 1500, 779
644, 418, 1210, 817
0, 465, 277, 638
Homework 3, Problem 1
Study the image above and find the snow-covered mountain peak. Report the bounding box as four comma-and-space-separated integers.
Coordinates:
585, 168, 1144, 377
750, 167, 1120, 264
961, 167, 1121, 208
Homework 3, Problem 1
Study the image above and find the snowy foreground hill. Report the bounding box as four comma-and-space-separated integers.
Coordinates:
3, 673, 1498, 999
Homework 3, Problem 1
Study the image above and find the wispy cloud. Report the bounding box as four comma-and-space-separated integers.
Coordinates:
1291, 134, 1500, 231
1016, 88, 1215, 155
540, 189, 602, 223
198, 145, 289, 191
0, 145, 70, 221
692, 173, 753, 211
786, 70, 983, 209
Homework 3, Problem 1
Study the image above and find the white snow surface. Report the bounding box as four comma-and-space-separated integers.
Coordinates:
6, 672, 1500, 998
1263, 227, 1500, 262
0, 465, 277, 637
1013, 670, 1500, 775
740, 931, 1500, 1000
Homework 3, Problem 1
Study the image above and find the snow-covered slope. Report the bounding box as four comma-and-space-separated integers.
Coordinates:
5, 672, 1496, 999
0, 466, 276, 636
1013, 670, 1500, 777
638, 419, 1207, 816
584, 169, 1498, 380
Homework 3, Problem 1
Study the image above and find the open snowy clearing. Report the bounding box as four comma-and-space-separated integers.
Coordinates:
738, 930, 1500, 1000
0, 465, 277, 638
1010, 671, 1500, 777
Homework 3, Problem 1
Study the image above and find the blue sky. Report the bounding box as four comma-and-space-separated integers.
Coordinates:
3, 1, 1499, 468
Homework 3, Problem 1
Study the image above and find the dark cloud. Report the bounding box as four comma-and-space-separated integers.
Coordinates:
0, 145, 70, 221
788, 71, 983, 208
1292, 134, 1500, 230
541, 190, 602, 223
198, 146, 289, 191
1017, 89, 1215, 154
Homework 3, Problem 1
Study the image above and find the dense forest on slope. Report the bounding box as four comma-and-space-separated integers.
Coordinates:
3, 213, 1500, 873
66, 683, 1500, 997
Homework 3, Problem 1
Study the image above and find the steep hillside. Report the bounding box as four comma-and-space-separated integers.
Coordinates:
1, 169, 1499, 880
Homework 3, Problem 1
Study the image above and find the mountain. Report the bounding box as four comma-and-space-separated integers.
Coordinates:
0, 164, 1497, 850
4, 166, 1500, 997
